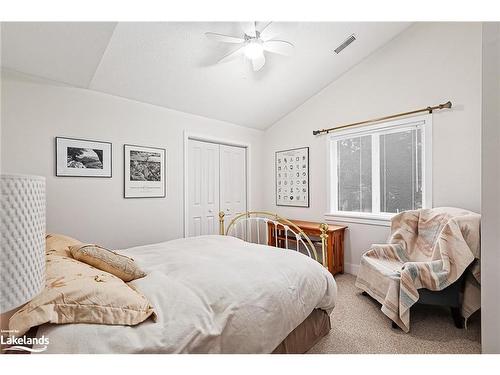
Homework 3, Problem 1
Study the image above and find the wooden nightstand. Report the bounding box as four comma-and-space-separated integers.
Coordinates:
267, 219, 347, 275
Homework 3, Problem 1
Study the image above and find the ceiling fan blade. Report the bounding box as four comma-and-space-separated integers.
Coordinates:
259, 22, 280, 41
205, 32, 245, 44
241, 21, 256, 37
217, 46, 245, 64
263, 40, 294, 56
257, 21, 272, 34
251, 54, 266, 72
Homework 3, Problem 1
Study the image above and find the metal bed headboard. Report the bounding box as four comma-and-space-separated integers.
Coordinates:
218, 211, 329, 268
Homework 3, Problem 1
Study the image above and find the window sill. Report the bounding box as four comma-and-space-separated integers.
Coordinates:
324, 212, 394, 227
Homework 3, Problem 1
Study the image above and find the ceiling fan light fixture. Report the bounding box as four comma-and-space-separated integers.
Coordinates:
207, 22, 293, 71
244, 40, 264, 59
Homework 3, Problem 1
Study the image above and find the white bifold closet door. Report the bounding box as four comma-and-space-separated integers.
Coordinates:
187, 140, 246, 237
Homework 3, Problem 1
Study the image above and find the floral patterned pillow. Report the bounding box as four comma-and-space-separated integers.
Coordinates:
45, 233, 83, 257
9, 252, 156, 336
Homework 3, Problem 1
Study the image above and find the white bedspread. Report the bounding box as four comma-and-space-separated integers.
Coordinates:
36, 235, 337, 353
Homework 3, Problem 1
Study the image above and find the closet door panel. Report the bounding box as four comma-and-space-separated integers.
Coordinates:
220, 144, 247, 233
187, 140, 220, 236
204, 144, 220, 234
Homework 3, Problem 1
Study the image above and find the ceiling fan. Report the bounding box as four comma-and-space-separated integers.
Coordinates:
205, 22, 294, 72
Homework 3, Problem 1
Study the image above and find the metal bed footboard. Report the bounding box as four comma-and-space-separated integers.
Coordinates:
218, 211, 329, 268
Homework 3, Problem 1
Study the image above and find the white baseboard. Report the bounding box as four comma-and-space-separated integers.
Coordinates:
343, 262, 359, 276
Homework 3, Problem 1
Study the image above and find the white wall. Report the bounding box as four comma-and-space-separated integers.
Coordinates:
263, 22, 482, 273
0, 70, 265, 249
481, 22, 500, 354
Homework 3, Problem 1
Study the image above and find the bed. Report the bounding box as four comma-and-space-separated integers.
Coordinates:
32, 212, 337, 354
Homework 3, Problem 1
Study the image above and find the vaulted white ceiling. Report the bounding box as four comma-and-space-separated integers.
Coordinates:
1, 22, 410, 129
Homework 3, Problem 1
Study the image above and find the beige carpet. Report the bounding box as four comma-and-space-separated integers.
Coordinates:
308, 274, 481, 354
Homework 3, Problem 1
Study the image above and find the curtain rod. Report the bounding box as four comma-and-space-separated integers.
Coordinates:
312, 101, 452, 136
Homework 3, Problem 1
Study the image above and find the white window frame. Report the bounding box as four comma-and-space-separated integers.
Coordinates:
325, 114, 432, 226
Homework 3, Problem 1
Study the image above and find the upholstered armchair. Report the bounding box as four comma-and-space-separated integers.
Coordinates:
355, 207, 481, 332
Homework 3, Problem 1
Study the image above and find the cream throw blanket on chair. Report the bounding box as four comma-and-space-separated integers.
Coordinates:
355, 207, 481, 332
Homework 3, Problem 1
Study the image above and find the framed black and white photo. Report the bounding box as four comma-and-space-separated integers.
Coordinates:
55, 137, 112, 177
124, 144, 166, 198
275, 147, 309, 207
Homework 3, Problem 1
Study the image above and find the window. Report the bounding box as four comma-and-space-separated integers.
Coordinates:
337, 135, 372, 212
328, 115, 431, 224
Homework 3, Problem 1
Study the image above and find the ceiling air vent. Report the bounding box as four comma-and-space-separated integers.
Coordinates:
334, 34, 356, 54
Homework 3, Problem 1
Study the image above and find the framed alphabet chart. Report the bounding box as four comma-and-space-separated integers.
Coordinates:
275, 147, 310, 207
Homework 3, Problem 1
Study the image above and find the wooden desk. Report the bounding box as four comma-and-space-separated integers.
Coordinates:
267, 219, 347, 275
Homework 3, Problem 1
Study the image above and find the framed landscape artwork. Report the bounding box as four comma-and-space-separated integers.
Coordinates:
55, 137, 112, 177
124, 144, 166, 198
275, 147, 310, 207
